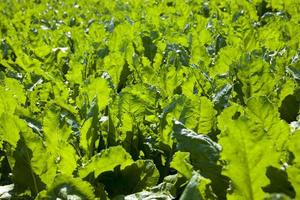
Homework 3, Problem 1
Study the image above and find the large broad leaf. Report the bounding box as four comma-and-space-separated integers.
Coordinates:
170, 152, 216, 199
109, 84, 157, 136
172, 120, 227, 199
36, 174, 96, 200
22, 109, 78, 187
0, 78, 26, 148
12, 133, 45, 196
160, 96, 217, 147
218, 96, 290, 199
98, 159, 159, 196
121, 160, 159, 192
79, 146, 134, 178
172, 120, 221, 171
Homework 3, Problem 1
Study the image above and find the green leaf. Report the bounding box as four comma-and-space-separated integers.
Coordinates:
103, 52, 125, 88
84, 78, 111, 111
80, 117, 94, 155
218, 97, 290, 200
36, 174, 96, 200
122, 160, 159, 193
79, 99, 100, 157
0, 78, 26, 116
172, 120, 221, 170
0, 113, 23, 148
180, 172, 212, 200
160, 95, 217, 147
113, 174, 183, 200
43, 108, 72, 143
114, 191, 172, 200
287, 130, 300, 198
172, 120, 226, 198
20, 109, 78, 187
110, 84, 157, 135
197, 97, 217, 134
99, 159, 159, 196
79, 146, 134, 178
1, 0, 300, 199
66, 60, 84, 84
170, 151, 193, 179
12, 135, 45, 196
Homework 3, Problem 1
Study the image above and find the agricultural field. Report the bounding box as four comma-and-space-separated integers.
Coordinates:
0, 0, 300, 199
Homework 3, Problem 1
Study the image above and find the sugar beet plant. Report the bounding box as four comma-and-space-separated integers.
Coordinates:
0, 0, 300, 199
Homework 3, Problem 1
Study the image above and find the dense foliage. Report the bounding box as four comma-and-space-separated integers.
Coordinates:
0, 0, 300, 199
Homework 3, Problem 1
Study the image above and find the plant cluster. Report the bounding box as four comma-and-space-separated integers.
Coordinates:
0, 0, 300, 199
